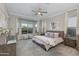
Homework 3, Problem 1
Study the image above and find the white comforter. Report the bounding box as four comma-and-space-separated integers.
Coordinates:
32, 35, 63, 46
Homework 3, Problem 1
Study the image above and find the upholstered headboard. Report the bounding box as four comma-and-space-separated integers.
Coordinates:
46, 31, 64, 38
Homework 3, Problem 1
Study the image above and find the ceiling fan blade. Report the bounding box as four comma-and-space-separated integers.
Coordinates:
40, 13, 43, 16
34, 13, 38, 15
32, 10, 36, 12
38, 8, 42, 10
41, 11, 48, 13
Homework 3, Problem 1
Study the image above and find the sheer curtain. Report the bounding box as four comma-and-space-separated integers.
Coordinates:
0, 10, 7, 28
0, 9, 8, 45
67, 9, 77, 37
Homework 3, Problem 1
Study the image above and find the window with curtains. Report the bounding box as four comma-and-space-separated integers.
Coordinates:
21, 23, 28, 34
35, 24, 37, 33
28, 23, 33, 33
0, 10, 7, 28
67, 16, 77, 37
67, 9, 77, 37
21, 23, 33, 34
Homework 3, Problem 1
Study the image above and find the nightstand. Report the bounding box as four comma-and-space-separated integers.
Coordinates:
64, 37, 76, 48
40, 33, 45, 35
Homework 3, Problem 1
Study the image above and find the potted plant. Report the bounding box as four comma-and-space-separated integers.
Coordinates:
0, 27, 9, 36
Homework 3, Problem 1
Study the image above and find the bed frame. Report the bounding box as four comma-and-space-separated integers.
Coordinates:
32, 31, 64, 51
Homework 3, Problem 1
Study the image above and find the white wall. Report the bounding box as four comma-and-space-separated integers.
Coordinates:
54, 14, 65, 31
41, 8, 79, 36
76, 8, 79, 35
48, 14, 65, 31
0, 4, 8, 17
40, 13, 65, 33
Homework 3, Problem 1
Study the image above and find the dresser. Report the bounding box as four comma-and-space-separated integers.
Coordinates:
76, 35, 79, 50
64, 37, 76, 48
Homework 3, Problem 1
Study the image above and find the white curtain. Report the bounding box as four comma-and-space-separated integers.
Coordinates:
0, 9, 7, 28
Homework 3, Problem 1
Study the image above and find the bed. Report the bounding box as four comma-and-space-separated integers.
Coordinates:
32, 31, 64, 51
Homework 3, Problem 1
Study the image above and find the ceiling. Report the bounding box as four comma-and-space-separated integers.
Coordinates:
5, 3, 79, 20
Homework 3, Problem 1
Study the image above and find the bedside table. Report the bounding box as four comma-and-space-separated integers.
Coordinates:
64, 37, 76, 48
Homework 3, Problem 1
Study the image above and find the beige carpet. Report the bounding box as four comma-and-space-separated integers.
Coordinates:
16, 39, 79, 56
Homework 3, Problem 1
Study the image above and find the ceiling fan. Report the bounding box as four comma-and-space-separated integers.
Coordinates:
32, 8, 48, 16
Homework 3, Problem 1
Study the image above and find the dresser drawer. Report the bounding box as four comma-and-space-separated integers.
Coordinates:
64, 38, 76, 48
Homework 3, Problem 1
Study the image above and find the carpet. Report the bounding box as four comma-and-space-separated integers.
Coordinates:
16, 39, 79, 56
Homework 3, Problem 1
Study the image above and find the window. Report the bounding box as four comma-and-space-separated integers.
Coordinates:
22, 23, 27, 27
21, 23, 33, 34
0, 10, 6, 28
67, 16, 76, 37
21, 23, 28, 34
35, 24, 37, 33
28, 24, 33, 33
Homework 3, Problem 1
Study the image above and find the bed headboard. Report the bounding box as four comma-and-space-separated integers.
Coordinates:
46, 31, 64, 38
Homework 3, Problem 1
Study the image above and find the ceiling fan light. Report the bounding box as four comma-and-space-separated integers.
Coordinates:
38, 12, 41, 15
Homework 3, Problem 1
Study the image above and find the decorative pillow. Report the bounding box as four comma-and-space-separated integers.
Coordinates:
45, 32, 54, 38
45, 32, 50, 37
45, 32, 59, 38
53, 33, 59, 38
49, 33, 55, 38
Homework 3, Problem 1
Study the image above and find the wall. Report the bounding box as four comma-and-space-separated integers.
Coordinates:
50, 14, 65, 31
0, 4, 8, 17
40, 9, 79, 35
40, 13, 65, 33
76, 8, 79, 35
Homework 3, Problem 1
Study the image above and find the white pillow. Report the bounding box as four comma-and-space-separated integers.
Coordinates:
53, 33, 59, 38
45, 32, 54, 38
49, 33, 54, 38
45, 32, 59, 38
45, 32, 50, 37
